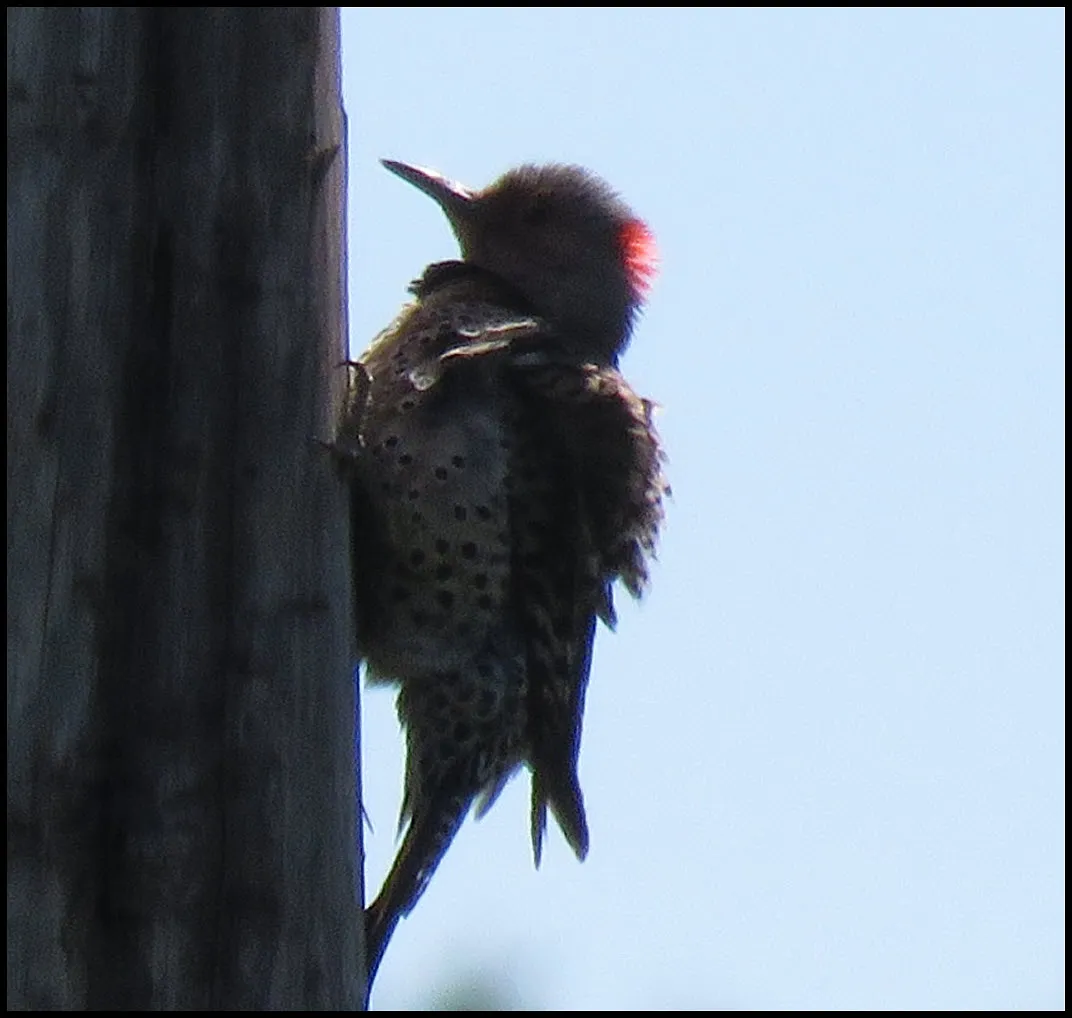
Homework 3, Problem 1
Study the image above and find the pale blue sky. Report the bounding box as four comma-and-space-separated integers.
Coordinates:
341, 8, 1064, 1010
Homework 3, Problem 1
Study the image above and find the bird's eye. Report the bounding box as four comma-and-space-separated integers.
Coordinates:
522, 195, 552, 227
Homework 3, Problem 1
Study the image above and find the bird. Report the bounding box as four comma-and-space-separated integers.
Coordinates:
340, 159, 667, 988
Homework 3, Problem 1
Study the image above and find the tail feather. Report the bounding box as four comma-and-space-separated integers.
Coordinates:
530, 765, 589, 868
364, 794, 468, 989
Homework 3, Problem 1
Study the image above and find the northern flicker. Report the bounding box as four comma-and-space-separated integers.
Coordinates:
342, 160, 666, 986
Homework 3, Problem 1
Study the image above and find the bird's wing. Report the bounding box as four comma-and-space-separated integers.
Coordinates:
515, 358, 667, 598
507, 357, 667, 865
504, 370, 597, 866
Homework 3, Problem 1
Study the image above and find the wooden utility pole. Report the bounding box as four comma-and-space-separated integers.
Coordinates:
7, 9, 364, 1008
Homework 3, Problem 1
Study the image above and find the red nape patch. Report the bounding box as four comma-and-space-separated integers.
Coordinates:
619, 219, 659, 299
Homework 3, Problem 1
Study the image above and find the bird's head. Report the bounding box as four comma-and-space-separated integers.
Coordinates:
383, 160, 657, 364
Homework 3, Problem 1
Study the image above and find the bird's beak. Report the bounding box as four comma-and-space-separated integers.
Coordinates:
381, 160, 477, 241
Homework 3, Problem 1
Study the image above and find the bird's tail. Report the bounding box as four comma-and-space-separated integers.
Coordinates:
364, 794, 468, 990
